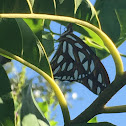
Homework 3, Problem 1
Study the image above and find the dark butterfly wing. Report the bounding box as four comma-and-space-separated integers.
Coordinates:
51, 24, 110, 95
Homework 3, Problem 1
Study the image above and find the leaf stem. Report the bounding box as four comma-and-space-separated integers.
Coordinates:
0, 48, 70, 125
26, 0, 33, 13
0, 13, 124, 76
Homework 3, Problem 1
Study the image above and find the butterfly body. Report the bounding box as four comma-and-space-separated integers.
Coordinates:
51, 24, 110, 95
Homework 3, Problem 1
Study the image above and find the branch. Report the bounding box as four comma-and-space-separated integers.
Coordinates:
120, 53, 126, 58
71, 72, 126, 124
0, 13, 124, 76
101, 105, 126, 113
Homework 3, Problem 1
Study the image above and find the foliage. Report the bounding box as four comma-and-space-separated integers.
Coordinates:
0, 0, 126, 126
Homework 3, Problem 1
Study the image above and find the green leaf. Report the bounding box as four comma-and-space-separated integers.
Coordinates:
41, 31, 54, 56
49, 120, 57, 126
43, 20, 51, 30
24, 19, 54, 56
74, 0, 83, 15
33, 0, 55, 14
90, 0, 126, 59
0, 119, 14, 126
0, 18, 22, 56
69, 122, 116, 126
0, 65, 11, 96
74, 0, 100, 26
56, 0, 92, 22
22, 114, 49, 126
78, 25, 109, 59
21, 84, 50, 126
88, 117, 97, 123
38, 102, 48, 114
95, 0, 126, 45
81, 26, 108, 49
0, 93, 14, 125
115, 9, 126, 46
29, 0, 35, 7
33, 0, 99, 25
24, 19, 43, 33
0, 65, 14, 125
0, 0, 30, 13
0, 18, 52, 76
22, 114, 40, 126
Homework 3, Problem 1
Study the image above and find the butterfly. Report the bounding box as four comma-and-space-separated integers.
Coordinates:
50, 24, 110, 95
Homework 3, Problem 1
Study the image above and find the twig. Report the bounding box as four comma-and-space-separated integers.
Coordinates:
101, 105, 126, 113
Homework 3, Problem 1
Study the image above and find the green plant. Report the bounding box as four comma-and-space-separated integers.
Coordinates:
0, 0, 126, 126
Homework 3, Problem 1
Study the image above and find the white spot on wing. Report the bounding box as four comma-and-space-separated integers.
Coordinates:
53, 66, 60, 75
78, 75, 81, 79
83, 61, 88, 71
66, 35, 76, 41
68, 43, 75, 60
63, 41, 67, 53
98, 73, 102, 83
88, 79, 93, 89
82, 74, 85, 78
67, 76, 71, 80
61, 62, 66, 71
102, 83, 106, 87
86, 49, 90, 54
55, 76, 61, 79
74, 70, 78, 80
70, 77, 73, 80
51, 55, 57, 62
62, 76, 66, 80
90, 60, 95, 72
67, 62, 73, 71
97, 87, 101, 94
57, 55, 64, 64
78, 51, 85, 62
75, 43, 83, 49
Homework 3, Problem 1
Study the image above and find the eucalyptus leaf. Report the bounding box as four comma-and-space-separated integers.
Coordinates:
21, 84, 50, 126
88, 117, 97, 123
0, 65, 14, 125
33, 0, 55, 14
0, 65, 11, 96
0, 18, 52, 76
0, 0, 30, 13
95, 0, 126, 45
